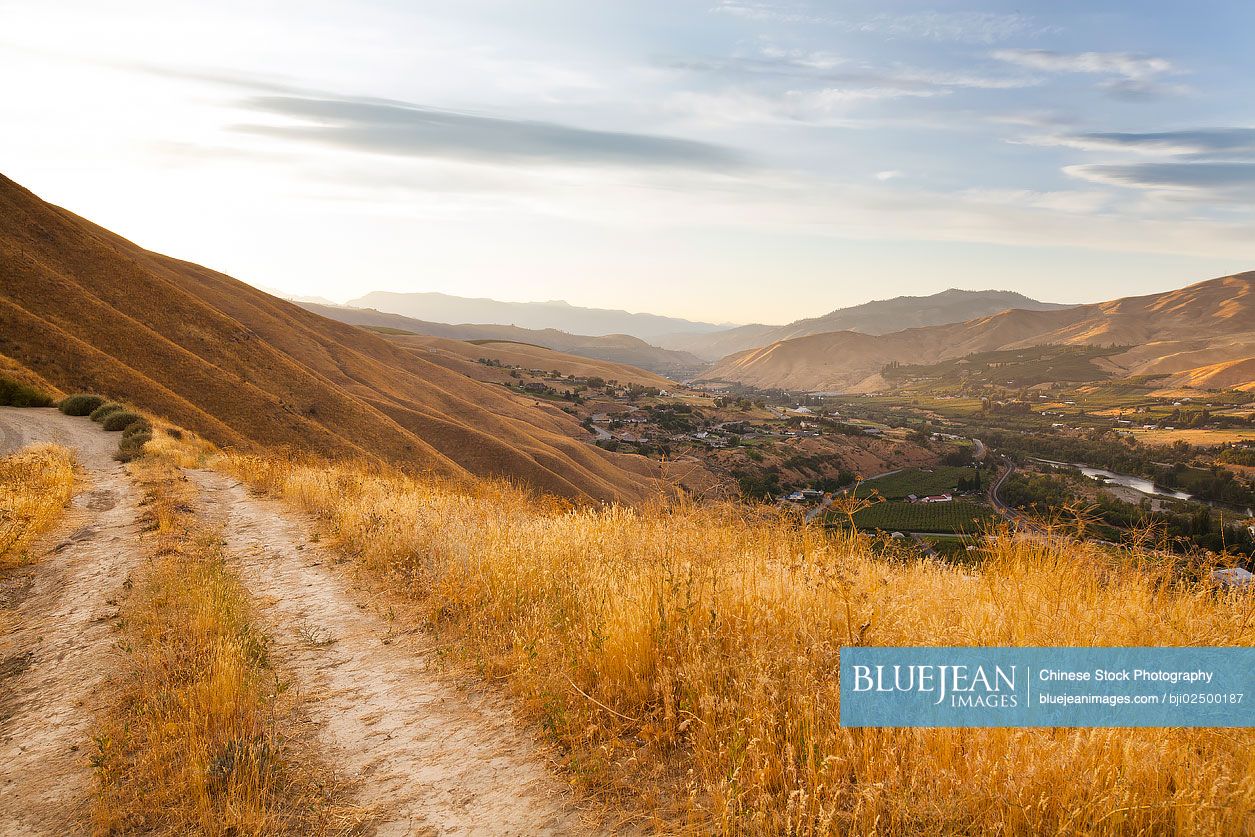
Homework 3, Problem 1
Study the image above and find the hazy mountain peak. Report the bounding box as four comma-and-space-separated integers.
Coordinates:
347, 290, 733, 340
657, 287, 1073, 361
702, 272, 1255, 393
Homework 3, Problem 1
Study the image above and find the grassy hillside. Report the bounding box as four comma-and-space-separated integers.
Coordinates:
300, 301, 708, 380
883, 345, 1123, 391
0, 173, 696, 502
384, 333, 675, 389
220, 449, 1255, 835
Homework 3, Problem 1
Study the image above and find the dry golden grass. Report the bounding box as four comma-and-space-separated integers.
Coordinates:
1129, 427, 1255, 447
91, 458, 360, 836
0, 444, 75, 568
219, 452, 1255, 836
143, 423, 219, 468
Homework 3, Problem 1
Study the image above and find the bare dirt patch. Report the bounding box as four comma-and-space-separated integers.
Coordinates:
190, 469, 593, 837
0, 408, 144, 836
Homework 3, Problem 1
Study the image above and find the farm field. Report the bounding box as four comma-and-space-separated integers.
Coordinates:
1128, 427, 1255, 446
844, 500, 1000, 534
854, 466, 981, 499
883, 345, 1123, 389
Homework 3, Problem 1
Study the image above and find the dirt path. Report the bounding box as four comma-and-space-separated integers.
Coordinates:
190, 470, 591, 837
0, 408, 143, 836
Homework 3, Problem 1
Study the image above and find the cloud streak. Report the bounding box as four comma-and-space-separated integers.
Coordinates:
992, 49, 1184, 98
992, 49, 1174, 80
1039, 128, 1255, 158
236, 95, 746, 170
713, 4, 1051, 43
674, 49, 1037, 91
1066, 161, 1255, 196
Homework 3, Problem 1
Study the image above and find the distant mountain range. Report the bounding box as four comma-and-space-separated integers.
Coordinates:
299, 302, 707, 380
703, 274, 1255, 393
346, 291, 732, 341
657, 289, 1072, 360
337, 284, 1255, 393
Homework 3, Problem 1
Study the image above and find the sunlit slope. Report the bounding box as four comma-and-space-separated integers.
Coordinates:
0, 173, 680, 501
706, 273, 1255, 392
665, 288, 1070, 360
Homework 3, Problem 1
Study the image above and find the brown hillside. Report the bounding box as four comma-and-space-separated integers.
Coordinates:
0, 173, 692, 502
383, 334, 675, 389
298, 302, 706, 380
705, 273, 1255, 392
663, 289, 1069, 360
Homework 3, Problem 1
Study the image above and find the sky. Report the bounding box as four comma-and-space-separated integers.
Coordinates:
2, 0, 1253, 325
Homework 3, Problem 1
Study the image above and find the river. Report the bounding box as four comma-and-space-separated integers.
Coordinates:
1034, 459, 1194, 501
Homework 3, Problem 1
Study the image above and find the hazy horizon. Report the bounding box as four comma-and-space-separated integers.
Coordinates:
301, 284, 1078, 329
4, 1, 1253, 323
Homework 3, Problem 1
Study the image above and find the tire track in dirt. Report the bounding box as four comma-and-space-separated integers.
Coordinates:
190, 469, 591, 837
0, 408, 143, 837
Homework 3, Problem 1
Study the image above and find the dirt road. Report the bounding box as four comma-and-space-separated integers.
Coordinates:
190, 470, 588, 836
0, 408, 143, 836
0, 407, 592, 836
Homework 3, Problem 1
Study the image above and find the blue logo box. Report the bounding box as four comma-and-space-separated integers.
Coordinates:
839, 647, 1255, 727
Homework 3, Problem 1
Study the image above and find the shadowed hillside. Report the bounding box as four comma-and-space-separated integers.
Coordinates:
0, 174, 694, 501
299, 301, 707, 379
383, 333, 676, 390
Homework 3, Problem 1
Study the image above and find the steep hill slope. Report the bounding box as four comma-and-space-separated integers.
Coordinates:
0, 173, 688, 502
299, 302, 707, 379
384, 333, 675, 389
704, 273, 1255, 392
347, 290, 730, 341
660, 289, 1069, 360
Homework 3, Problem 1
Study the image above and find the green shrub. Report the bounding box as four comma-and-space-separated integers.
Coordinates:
1, 377, 55, 408
120, 421, 152, 443
90, 402, 125, 422
115, 427, 153, 462
59, 393, 106, 415
102, 411, 145, 432
1217, 446, 1255, 467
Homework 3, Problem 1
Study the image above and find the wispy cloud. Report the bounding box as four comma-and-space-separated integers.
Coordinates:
1066, 161, 1255, 197
991, 49, 1184, 98
668, 86, 940, 128
667, 45, 1038, 125
672, 51, 1035, 92
992, 49, 1173, 79
1036, 128, 1255, 158
712, 3, 1052, 43
837, 11, 1056, 44
1020, 127, 1255, 203
235, 95, 746, 170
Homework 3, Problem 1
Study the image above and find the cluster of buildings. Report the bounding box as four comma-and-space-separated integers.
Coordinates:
784, 488, 826, 502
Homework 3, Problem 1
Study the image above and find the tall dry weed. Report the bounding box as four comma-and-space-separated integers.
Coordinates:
219, 453, 1255, 835
91, 459, 360, 835
0, 444, 75, 567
